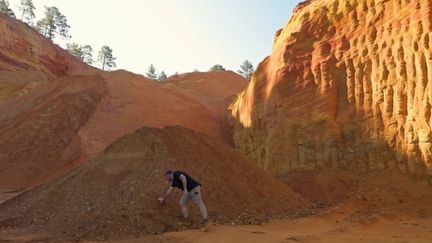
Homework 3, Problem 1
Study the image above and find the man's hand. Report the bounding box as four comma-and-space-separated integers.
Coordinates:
158, 187, 173, 206
183, 190, 188, 196
158, 197, 165, 205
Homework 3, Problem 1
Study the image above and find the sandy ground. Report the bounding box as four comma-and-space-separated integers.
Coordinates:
3, 213, 432, 243
2, 169, 432, 242
2, 177, 432, 243
136, 208, 432, 243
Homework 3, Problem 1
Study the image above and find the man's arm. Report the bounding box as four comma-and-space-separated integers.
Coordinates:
158, 187, 173, 205
180, 174, 188, 194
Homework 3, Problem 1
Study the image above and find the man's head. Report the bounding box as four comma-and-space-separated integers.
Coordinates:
164, 170, 174, 181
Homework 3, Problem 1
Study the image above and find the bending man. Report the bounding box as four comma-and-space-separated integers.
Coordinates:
158, 170, 209, 224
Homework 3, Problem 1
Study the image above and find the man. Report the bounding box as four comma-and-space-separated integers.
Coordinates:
158, 170, 209, 224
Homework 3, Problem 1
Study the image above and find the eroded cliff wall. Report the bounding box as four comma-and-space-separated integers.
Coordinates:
230, 0, 432, 178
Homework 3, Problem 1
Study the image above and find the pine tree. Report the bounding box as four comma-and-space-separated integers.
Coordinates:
0, 0, 15, 18
146, 64, 157, 79
97, 46, 116, 70
80, 45, 93, 65
158, 71, 167, 81
238, 60, 255, 81
67, 43, 94, 65
36, 6, 70, 40
210, 64, 225, 72
19, 0, 35, 25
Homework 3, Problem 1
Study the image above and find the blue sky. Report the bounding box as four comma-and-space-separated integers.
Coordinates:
9, 0, 302, 75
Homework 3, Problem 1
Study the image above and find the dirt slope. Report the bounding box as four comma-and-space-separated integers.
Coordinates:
165, 71, 248, 101
77, 70, 234, 164
0, 72, 107, 190
0, 126, 310, 241
163, 71, 249, 143
165, 71, 247, 116
0, 69, 245, 190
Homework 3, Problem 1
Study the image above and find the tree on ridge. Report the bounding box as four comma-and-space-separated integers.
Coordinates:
67, 43, 94, 65
238, 60, 254, 81
97, 45, 116, 71
19, 0, 35, 25
36, 6, 70, 40
210, 64, 225, 72
146, 64, 157, 79
0, 0, 15, 18
158, 71, 167, 81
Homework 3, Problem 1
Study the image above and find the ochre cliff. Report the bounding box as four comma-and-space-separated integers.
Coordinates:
230, 0, 432, 179
0, 13, 92, 76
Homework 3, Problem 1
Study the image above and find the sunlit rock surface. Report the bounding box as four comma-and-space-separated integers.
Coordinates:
230, 0, 432, 178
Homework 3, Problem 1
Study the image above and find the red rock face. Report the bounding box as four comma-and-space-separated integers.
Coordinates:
0, 14, 92, 76
230, 0, 432, 178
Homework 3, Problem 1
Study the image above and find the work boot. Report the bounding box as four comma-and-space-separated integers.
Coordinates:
176, 217, 193, 229
201, 218, 213, 232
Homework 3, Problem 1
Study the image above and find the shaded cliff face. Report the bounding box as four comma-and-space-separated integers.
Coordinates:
0, 14, 92, 76
230, 0, 432, 178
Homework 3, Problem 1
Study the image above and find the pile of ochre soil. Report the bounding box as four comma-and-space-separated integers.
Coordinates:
339, 171, 432, 224
0, 126, 311, 241
281, 168, 358, 207
283, 168, 432, 225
